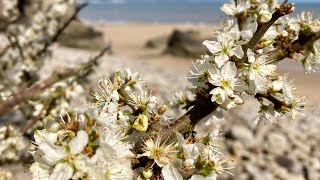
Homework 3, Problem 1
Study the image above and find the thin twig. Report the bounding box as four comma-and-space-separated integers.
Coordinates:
35, 3, 88, 57
0, 44, 112, 115
255, 93, 286, 109
22, 98, 54, 134
268, 31, 320, 61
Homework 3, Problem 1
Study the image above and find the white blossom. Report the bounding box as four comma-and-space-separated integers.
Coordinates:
209, 62, 246, 105
247, 49, 277, 93
187, 56, 213, 87
220, 0, 251, 16
259, 9, 272, 23
203, 32, 244, 67
141, 137, 177, 167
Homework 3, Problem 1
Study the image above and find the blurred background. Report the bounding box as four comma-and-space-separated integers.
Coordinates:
1, 0, 320, 179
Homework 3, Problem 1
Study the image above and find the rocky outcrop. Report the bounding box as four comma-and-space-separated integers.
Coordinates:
164, 29, 208, 58
58, 20, 105, 50
145, 35, 168, 49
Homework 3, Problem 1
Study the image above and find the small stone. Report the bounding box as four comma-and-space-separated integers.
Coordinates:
275, 155, 295, 172
264, 132, 288, 155
228, 125, 254, 148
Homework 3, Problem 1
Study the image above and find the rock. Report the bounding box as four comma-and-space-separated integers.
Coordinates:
228, 125, 254, 148
229, 141, 245, 157
145, 35, 168, 49
164, 29, 208, 58
245, 164, 269, 180
275, 155, 296, 172
59, 20, 105, 50
264, 132, 288, 155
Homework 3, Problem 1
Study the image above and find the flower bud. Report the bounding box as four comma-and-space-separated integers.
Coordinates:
233, 96, 244, 105
84, 146, 93, 155
132, 114, 149, 132
142, 169, 153, 179
282, 30, 289, 37
113, 71, 123, 84
158, 105, 167, 114
259, 9, 272, 23
152, 114, 161, 121
137, 175, 144, 180
272, 77, 284, 92
183, 159, 195, 167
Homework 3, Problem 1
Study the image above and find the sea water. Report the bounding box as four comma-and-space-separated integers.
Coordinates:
79, 1, 320, 24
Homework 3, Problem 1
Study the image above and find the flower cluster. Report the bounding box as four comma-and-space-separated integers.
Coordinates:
0, 0, 80, 124
0, 125, 28, 164
0, 0, 19, 22
30, 69, 175, 179
185, 0, 313, 125
221, 0, 278, 24
221, 0, 320, 74
160, 111, 232, 180
0, 0, 89, 165
0, 168, 13, 180
0, 0, 75, 97
275, 12, 320, 74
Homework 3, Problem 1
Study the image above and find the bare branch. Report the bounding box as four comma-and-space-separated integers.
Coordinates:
0, 44, 112, 115
268, 31, 320, 61
255, 93, 286, 109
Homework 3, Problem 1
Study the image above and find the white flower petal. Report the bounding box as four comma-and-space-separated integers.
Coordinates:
49, 163, 73, 180
203, 40, 221, 54
230, 45, 244, 59
69, 130, 88, 155
30, 162, 50, 180
215, 54, 229, 67
220, 4, 236, 16
38, 142, 66, 163
221, 62, 237, 79
162, 165, 183, 180
190, 173, 217, 180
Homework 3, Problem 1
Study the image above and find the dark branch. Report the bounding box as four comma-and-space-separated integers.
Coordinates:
255, 93, 286, 109
0, 44, 112, 115
268, 31, 320, 61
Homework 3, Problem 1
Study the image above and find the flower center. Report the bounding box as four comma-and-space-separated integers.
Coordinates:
222, 46, 229, 54
220, 80, 231, 88
152, 148, 163, 157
